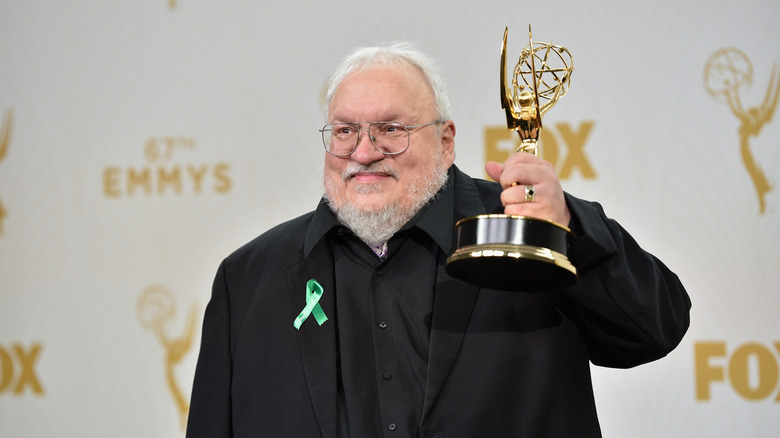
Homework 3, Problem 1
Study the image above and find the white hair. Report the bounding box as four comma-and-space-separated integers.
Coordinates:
324, 42, 454, 122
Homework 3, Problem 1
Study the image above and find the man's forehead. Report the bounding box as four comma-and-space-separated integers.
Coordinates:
328, 63, 434, 119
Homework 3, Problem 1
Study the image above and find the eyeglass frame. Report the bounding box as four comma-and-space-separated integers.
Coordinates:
319, 120, 444, 157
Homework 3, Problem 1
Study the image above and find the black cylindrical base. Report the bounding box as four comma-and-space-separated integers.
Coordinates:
446, 214, 577, 292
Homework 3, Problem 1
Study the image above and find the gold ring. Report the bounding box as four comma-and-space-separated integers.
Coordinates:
524, 185, 535, 203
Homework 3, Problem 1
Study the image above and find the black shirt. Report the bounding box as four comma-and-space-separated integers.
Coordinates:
309, 172, 455, 437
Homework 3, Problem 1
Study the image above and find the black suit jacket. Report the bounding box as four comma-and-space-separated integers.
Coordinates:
186, 166, 691, 438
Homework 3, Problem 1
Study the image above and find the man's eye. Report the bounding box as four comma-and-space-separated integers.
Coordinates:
334, 125, 356, 135
377, 123, 404, 134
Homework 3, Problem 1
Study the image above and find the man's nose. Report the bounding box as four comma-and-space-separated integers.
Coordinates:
350, 129, 385, 164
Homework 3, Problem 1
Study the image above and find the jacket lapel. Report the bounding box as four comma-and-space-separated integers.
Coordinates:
420, 166, 488, 421
421, 258, 480, 421
287, 240, 338, 438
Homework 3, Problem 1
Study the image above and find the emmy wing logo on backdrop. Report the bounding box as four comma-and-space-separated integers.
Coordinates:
0, 109, 12, 235
137, 284, 198, 430
704, 48, 779, 214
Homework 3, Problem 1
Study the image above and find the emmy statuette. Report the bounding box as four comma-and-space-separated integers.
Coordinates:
446, 26, 577, 292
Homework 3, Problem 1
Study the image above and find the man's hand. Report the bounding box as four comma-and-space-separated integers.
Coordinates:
485, 152, 571, 226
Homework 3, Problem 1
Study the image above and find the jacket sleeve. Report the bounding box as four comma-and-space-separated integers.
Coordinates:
557, 193, 692, 368
185, 260, 233, 438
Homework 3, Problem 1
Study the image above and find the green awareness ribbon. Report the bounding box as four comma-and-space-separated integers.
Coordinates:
293, 279, 328, 330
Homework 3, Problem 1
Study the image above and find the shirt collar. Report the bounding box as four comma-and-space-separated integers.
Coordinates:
400, 167, 454, 254
304, 198, 342, 257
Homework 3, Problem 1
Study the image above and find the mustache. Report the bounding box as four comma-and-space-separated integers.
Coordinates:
342, 162, 399, 181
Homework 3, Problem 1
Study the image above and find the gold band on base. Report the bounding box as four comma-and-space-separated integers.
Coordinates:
447, 243, 575, 274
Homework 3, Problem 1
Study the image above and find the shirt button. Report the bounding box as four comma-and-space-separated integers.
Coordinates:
378, 321, 387, 329
383, 372, 392, 380
376, 268, 384, 276
387, 423, 397, 431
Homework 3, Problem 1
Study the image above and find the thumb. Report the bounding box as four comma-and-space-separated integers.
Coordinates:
485, 161, 504, 183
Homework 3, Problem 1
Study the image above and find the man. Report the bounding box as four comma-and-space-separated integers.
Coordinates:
186, 43, 691, 438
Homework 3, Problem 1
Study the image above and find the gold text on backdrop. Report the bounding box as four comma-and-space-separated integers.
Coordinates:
137, 285, 198, 430
103, 136, 232, 198
704, 48, 779, 214
695, 341, 780, 402
484, 120, 597, 180
0, 343, 44, 396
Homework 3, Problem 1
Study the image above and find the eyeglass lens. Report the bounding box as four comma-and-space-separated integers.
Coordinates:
323, 122, 409, 155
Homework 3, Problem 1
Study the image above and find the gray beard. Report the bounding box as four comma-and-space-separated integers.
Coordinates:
323, 160, 449, 247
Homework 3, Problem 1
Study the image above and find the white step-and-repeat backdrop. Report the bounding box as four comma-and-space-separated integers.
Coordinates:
2, 0, 779, 436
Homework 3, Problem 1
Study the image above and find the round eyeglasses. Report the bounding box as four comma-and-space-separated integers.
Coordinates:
319, 120, 442, 156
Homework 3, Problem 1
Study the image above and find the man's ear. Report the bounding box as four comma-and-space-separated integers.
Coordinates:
440, 120, 456, 165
